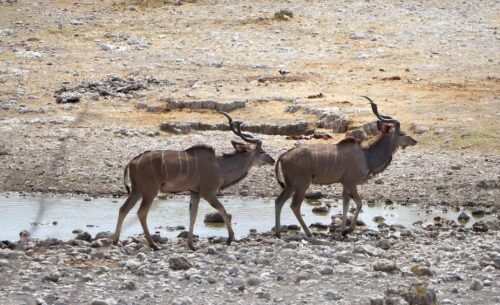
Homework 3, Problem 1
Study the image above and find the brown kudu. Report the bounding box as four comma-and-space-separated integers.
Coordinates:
113, 112, 275, 250
274, 96, 417, 238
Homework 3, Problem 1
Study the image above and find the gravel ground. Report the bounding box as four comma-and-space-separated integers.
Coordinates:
0, 224, 499, 305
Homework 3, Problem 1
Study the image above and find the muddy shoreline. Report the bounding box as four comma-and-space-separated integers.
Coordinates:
0, 127, 498, 212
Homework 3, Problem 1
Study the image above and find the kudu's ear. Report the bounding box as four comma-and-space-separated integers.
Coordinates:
231, 140, 250, 152
377, 121, 391, 133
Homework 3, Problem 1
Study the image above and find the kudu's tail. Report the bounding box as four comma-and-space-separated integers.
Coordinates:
275, 156, 285, 189
123, 164, 131, 195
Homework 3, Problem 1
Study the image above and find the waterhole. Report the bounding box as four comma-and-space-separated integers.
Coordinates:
0, 194, 491, 241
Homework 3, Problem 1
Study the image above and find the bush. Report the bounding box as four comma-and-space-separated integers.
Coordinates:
274, 9, 293, 21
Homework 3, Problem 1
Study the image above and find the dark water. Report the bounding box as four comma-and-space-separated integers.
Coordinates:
0, 194, 489, 241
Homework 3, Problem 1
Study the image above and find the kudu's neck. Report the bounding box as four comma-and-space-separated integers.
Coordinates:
218, 152, 255, 189
363, 133, 397, 175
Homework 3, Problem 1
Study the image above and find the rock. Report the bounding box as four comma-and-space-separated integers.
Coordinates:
354, 245, 383, 257
56, 92, 81, 103
309, 222, 329, 230
434, 128, 445, 135
469, 278, 483, 291
472, 221, 488, 232
373, 216, 385, 223
483, 219, 500, 231
373, 260, 399, 272
295, 273, 311, 283
319, 267, 333, 275
0, 28, 15, 36
476, 179, 498, 189
36, 298, 48, 305
19, 229, 30, 239
410, 265, 433, 276
363, 121, 379, 135
312, 205, 329, 213
207, 277, 217, 284
228, 266, 239, 275
204, 212, 232, 223
247, 276, 261, 286
15, 49, 42, 58
324, 290, 343, 300
42, 272, 60, 283
471, 209, 485, 217
305, 191, 323, 200
159, 122, 192, 134
410, 122, 429, 134
95, 231, 113, 240
172, 297, 193, 305
121, 281, 137, 290
385, 296, 409, 305
346, 129, 367, 140
349, 32, 366, 40
0, 100, 17, 110
208, 61, 224, 68
370, 297, 385, 305
398, 284, 437, 305
457, 212, 470, 222
168, 256, 192, 270
400, 229, 412, 237
375, 240, 391, 250
76, 231, 92, 242
126, 35, 148, 49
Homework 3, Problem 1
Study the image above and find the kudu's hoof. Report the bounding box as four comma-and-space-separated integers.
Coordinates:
187, 243, 196, 251
226, 236, 234, 245
149, 244, 161, 251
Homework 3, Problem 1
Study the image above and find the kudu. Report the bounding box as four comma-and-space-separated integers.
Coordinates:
274, 96, 417, 237
113, 112, 275, 250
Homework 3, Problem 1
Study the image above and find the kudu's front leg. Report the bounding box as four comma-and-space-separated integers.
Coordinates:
187, 192, 200, 251
347, 187, 362, 233
203, 194, 234, 245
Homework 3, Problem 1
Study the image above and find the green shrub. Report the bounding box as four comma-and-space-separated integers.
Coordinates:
274, 9, 293, 21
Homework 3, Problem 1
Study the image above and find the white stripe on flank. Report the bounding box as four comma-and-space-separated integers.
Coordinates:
314, 144, 318, 172
177, 151, 183, 176
137, 152, 145, 167
161, 151, 166, 179
325, 144, 329, 175
184, 152, 190, 176
150, 152, 156, 181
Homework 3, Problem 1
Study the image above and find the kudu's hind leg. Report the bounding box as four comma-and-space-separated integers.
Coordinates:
203, 194, 234, 245
274, 186, 294, 238
290, 186, 312, 237
113, 190, 141, 245
340, 187, 351, 235
187, 192, 200, 251
137, 192, 159, 251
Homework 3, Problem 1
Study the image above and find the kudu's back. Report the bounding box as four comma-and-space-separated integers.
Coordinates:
279, 139, 368, 185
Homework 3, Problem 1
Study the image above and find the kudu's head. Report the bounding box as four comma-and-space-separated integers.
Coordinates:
363, 96, 417, 149
220, 112, 275, 166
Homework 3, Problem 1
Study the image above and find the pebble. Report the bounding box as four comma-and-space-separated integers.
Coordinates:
324, 290, 343, 300
373, 260, 399, 272
319, 267, 334, 275
469, 278, 483, 291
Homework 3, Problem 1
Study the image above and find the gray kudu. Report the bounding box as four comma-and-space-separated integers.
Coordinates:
113, 112, 275, 250
274, 96, 417, 238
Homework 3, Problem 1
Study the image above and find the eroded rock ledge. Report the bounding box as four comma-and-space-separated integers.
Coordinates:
159, 121, 309, 136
